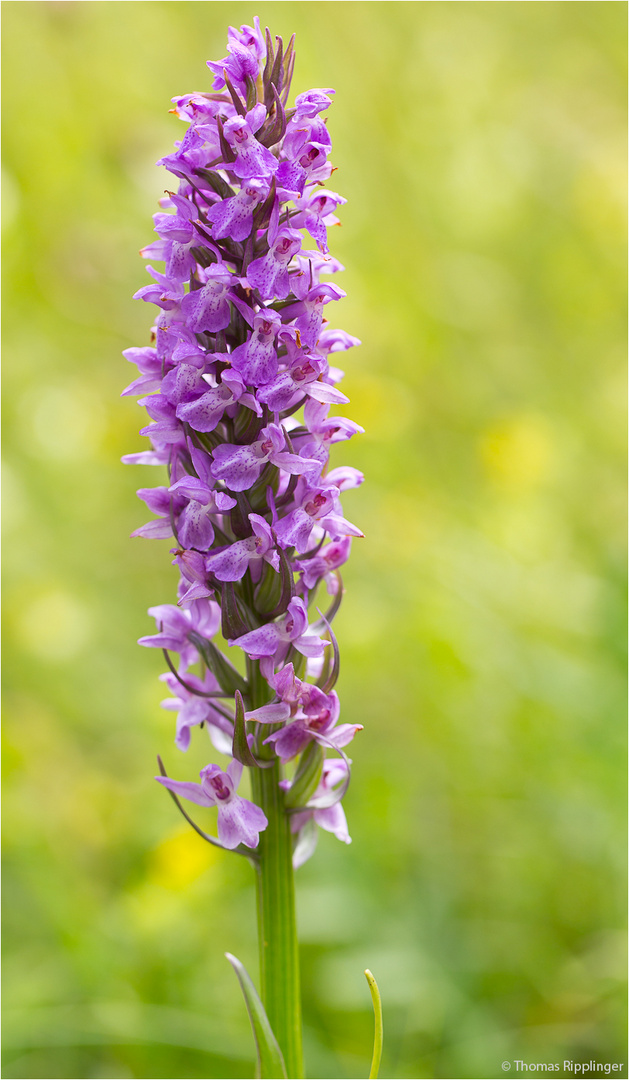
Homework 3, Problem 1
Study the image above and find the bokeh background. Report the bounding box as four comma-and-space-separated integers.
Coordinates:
2, 3, 626, 1078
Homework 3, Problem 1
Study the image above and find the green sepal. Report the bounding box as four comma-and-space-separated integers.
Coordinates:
245, 74, 258, 112
225, 952, 287, 1080
188, 426, 225, 453
194, 167, 235, 201
216, 116, 237, 163
221, 581, 251, 640
258, 83, 287, 147
282, 34, 296, 85
312, 572, 344, 632
248, 461, 280, 510
316, 617, 340, 695
234, 403, 264, 444
223, 71, 247, 117
189, 631, 247, 697
284, 741, 324, 810
232, 690, 260, 768
262, 27, 274, 100
252, 175, 277, 235
254, 558, 282, 615
287, 647, 307, 681
255, 541, 294, 618
269, 36, 284, 95
230, 492, 254, 539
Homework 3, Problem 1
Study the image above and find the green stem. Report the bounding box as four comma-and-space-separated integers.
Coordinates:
248, 660, 304, 1078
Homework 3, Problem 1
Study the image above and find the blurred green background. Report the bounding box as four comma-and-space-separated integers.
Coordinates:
2, 2, 626, 1078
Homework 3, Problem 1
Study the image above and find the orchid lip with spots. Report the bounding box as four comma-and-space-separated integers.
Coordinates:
124, 20, 372, 1078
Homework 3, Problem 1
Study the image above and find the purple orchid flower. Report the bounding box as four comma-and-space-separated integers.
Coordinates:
229, 309, 282, 385
261, 675, 362, 762
293, 88, 335, 120
290, 759, 352, 867
295, 536, 352, 593
210, 423, 319, 492
159, 669, 232, 753
274, 484, 363, 553
246, 228, 303, 301
223, 109, 278, 179
138, 599, 220, 672
285, 282, 346, 349
156, 760, 268, 849
143, 192, 202, 282
175, 370, 260, 433
128, 28, 363, 894
157, 126, 221, 182
204, 513, 279, 582
229, 597, 327, 662
180, 263, 233, 333
171, 548, 214, 605
291, 189, 347, 254
207, 17, 265, 92
121, 346, 163, 397
207, 179, 266, 242
133, 264, 184, 310
257, 345, 349, 413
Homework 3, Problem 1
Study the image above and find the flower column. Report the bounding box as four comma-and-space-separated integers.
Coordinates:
124, 21, 364, 1077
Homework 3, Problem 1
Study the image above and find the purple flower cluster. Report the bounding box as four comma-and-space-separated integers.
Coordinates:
124, 21, 363, 860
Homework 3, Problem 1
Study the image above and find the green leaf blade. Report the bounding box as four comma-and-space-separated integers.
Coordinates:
226, 952, 288, 1080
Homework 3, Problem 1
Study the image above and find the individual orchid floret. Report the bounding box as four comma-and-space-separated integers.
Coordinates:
223, 109, 278, 179
172, 548, 214, 605
160, 361, 208, 407
159, 670, 232, 753
207, 17, 265, 92
316, 327, 362, 356
121, 347, 163, 398
133, 264, 184, 310
175, 370, 257, 433
291, 189, 347, 254
263, 681, 362, 762
290, 758, 352, 867
227, 18, 266, 62
180, 263, 233, 333
138, 600, 220, 672
295, 399, 364, 476
173, 491, 227, 551
138, 391, 189, 448
294, 536, 352, 593
204, 513, 279, 582
157, 124, 221, 180
246, 228, 303, 301
144, 195, 201, 282
282, 282, 346, 349
229, 309, 282, 385
257, 349, 349, 412
288, 250, 344, 301
293, 88, 335, 119
210, 424, 319, 492
207, 179, 266, 242
132, 484, 185, 541
277, 118, 333, 194
229, 596, 327, 662
274, 484, 363, 552
156, 760, 268, 849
